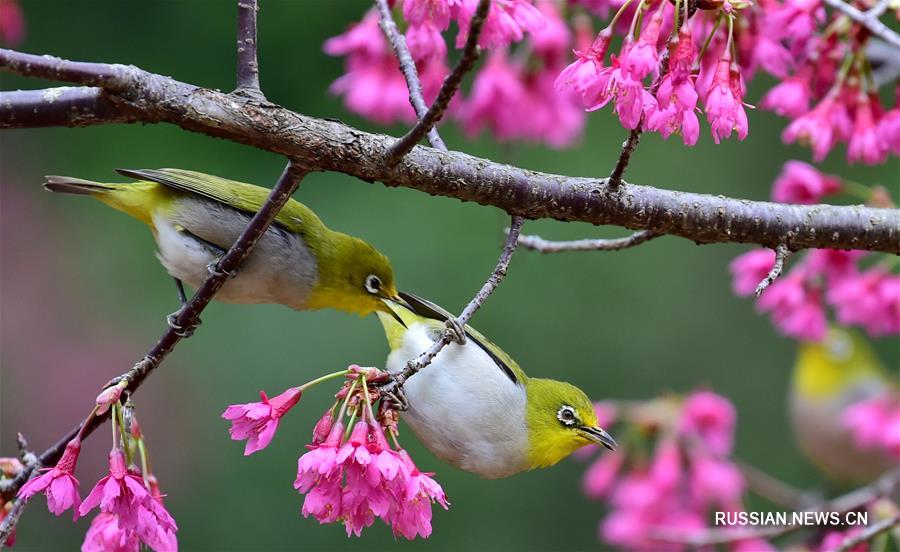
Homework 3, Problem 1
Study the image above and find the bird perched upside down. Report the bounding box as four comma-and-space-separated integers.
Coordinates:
378, 292, 617, 479
44, 168, 400, 317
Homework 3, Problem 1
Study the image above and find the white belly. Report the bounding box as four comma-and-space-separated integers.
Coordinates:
386, 323, 529, 478
152, 199, 318, 309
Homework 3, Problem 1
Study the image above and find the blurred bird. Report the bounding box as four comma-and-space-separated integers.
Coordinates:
377, 292, 617, 479
789, 327, 896, 482
44, 168, 399, 318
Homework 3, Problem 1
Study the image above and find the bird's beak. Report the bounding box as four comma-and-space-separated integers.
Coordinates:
578, 426, 618, 451
380, 295, 411, 327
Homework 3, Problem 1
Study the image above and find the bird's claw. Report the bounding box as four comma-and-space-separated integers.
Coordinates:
166, 311, 200, 338
379, 378, 410, 411
444, 317, 466, 345
207, 260, 238, 279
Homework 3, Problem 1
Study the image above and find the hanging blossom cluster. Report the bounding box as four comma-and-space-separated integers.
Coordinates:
325, 0, 899, 158
14, 386, 178, 552
579, 391, 773, 551
221, 365, 448, 540
729, 161, 899, 342
325, 0, 586, 147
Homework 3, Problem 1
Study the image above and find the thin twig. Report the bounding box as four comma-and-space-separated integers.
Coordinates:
386, 0, 491, 163
755, 243, 791, 297
823, 0, 900, 48
235, 0, 264, 98
374, 0, 447, 151
738, 460, 820, 510
1, 49, 899, 254
393, 216, 525, 386
517, 230, 658, 253
837, 512, 900, 552
652, 470, 900, 546
0, 470, 38, 547
608, 128, 642, 188
0, 162, 308, 505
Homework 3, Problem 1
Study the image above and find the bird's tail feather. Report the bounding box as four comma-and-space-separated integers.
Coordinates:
44, 176, 116, 196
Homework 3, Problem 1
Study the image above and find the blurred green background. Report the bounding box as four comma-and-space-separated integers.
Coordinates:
1, 1, 897, 550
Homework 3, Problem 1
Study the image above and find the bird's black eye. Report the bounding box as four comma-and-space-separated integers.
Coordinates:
364, 274, 382, 295
557, 405, 577, 427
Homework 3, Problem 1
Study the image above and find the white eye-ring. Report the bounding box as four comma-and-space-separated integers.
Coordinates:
365, 274, 382, 295
557, 405, 577, 426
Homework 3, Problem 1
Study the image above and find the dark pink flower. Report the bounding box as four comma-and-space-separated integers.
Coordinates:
647, 25, 699, 145
295, 421, 346, 494
819, 529, 868, 552
456, 0, 546, 49
782, 93, 853, 161
752, 36, 793, 79
311, 409, 336, 445
650, 439, 681, 492
679, 391, 737, 456
771, 161, 841, 204
843, 396, 891, 450
756, 274, 827, 341
78, 451, 177, 551
761, 71, 812, 118
804, 249, 865, 284
82, 513, 140, 552
222, 386, 302, 455
458, 52, 526, 141
729, 249, 776, 296
390, 450, 449, 540
619, 2, 666, 82
876, 103, 900, 156
406, 21, 447, 62
847, 94, 887, 165
403, 0, 452, 29
704, 57, 749, 143
530, 0, 570, 64
555, 30, 612, 99
0, 0, 25, 47
18, 437, 81, 518
828, 269, 900, 336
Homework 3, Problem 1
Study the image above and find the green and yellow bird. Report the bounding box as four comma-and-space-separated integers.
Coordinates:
45, 168, 399, 316
789, 327, 896, 483
378, 292, 617, 479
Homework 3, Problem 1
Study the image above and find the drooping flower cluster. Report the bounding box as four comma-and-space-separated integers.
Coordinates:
842, 393, 900, 460
16, 400, 177, 551
221, 365, 448, 540
729, 162, 899, 341
580, 390, 773, 551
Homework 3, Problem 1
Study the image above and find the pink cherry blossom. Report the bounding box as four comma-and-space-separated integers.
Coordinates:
761, 72, 813, 118
458, 52, 526, 141
82, 513, 140, 552
17, 437, 81, 518
689, 456, 744, 505
876, 102, 900, 155
679, 391, 737, 456
646, 25, 699, 145
704, 56, 749, 144
782, 93, 853, 161
804, 249, 866, 283
583, 453, 624, 499
295, 421, 346, 493
828, 269, 900, 336
756, 274, 827, 341
619, 2, 666, 82
650, 439, 681, 492
390, 450, 449, 540
78, 450, 178, 551
456, 0, 546, 49
847, 93, 887, 165
222, 386, 302, 455
406, 21, 447, 62
771, 161, 841, 204
403, 0, 452, 29
0, 0, 25, 47
729, 249, 777, 297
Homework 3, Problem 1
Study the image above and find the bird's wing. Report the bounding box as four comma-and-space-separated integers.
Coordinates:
114, 168, 316, 233
398, 291, 526, 385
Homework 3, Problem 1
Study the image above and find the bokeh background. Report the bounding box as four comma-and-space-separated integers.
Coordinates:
1, 1, 897, 550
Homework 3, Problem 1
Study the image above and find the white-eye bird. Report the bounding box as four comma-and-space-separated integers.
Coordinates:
377, 292, 617, 479
44, 169, 400, 316
789, 327, 896, 482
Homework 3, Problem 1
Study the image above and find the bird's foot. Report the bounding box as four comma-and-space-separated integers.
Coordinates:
166, 309, 201, 338
377, 377, 410, 412
207, 259, 238, 279
444, 317, 466, 345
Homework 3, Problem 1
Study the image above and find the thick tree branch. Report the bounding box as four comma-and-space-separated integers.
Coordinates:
374, 0, 447, 152
517, 230, 659, 253
823, 0, 900, 48
235, 0, 263, 97
0, 162, 309, 504
392, 216, 524, 387
0, 87, 144, 127
387, 0, 490, 163
1, 48, 898, 254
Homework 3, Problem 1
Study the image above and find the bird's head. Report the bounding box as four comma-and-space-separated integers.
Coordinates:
794, 327, 886, 400
308, 235, 400, 316
524, 378, 616, 470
